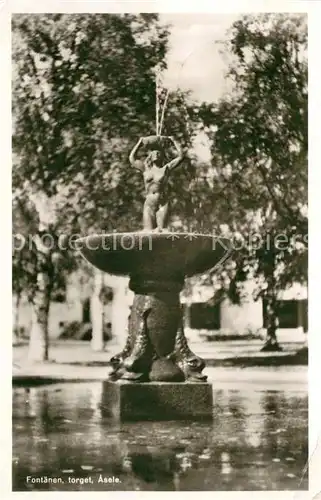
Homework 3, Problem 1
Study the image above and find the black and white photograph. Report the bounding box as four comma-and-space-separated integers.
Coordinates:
8, 1, 314, 495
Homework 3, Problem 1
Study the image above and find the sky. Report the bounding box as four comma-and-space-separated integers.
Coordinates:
160, 13, 239, 103
158, 13, 239, 159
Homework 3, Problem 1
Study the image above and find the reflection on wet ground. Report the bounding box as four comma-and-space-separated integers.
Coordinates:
12, 383, 308, 491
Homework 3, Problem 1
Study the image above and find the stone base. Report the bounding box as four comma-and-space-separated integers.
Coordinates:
101, 381, 213, 421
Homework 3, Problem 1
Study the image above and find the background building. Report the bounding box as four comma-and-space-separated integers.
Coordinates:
13, 272, 308, 345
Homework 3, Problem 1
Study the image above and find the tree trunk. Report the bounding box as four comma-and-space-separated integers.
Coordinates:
261, 236, 282, 352
261, 292, 282, 351
28, 271, 52, 361
90, 269, 104, 351
111, 277, 131, 348
184, 302, 192, 330
27, 191, 58, 361
13, 290, 21, 345
296, 299, 308, 357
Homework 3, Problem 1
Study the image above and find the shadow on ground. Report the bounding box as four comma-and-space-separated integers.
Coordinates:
39, 346, 308, 368
212, 347, 308, 367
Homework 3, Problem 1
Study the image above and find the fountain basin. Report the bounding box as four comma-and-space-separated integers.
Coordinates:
76, 232, 231, 279
12, 382, 308, 491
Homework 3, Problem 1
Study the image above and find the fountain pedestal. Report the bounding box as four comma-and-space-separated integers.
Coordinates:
77, 232, 230, 385
110, 273, 208, 383
101, 380, 213, 421
77, 231, 230, 418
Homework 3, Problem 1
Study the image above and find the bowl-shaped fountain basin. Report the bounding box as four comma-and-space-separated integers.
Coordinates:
76, 232, 231, 279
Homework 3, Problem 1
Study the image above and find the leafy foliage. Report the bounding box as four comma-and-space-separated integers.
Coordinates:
12, 13, 202, 358
197, 14, 308, 343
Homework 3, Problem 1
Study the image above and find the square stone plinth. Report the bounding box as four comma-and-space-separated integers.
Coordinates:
101, 381, 213, 421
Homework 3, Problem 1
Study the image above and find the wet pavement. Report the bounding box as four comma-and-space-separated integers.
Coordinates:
12, 382, 308, 491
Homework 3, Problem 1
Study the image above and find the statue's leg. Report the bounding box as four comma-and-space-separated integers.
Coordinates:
156, 202, 169, 231
143, 200, 157, 230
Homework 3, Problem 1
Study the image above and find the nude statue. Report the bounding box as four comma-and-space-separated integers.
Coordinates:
129, 136, 184, 231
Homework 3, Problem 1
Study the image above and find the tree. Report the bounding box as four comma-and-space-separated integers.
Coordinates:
198, 13, 308, 349
12, 14, 201, 360
12, 14, 166, 360
12, 198, 36, 341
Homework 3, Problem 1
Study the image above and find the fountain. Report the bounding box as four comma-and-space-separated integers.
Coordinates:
76, 134, 231, 420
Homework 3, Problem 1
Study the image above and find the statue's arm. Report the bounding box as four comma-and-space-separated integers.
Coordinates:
129, 138, 144, 171
166, 137, 185, 171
